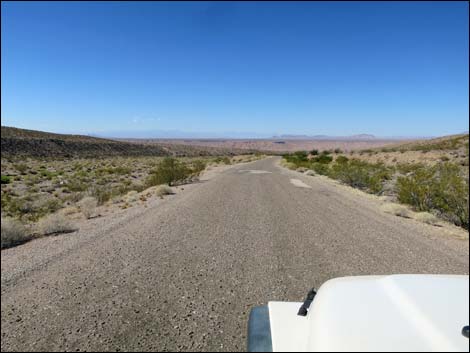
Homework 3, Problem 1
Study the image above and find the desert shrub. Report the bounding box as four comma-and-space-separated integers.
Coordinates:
310, 149, 319, 156
67, 179, 87, 192
311, 162, 329, 175
146, 157, 191, 186
96, 166, 131, 176
312, 155, 333, 164
220, 156, 231, 165
280, 159, 297, 170
121, 190, 139, 204
155, 185, 173, 197
213, 156, 231, 165
284, 151, 309, 167
397, 167, 438, 211
396, 163, 426, 175
61, 206, 79, 216
1, 218, 30, 249
88, 184, 132, 205
191, 160, 206, 175
321, 150, 332, 155
38, 198, 63, 217
328, 159, 391, 194
4, 196, 35, 219
335, 156, 349, 164
397, 163, 468, 229
334, 148, 343, 154
77, 196, 98, 219
38, 213, 76, 235
431, 164, 468, 228
293, 151, 308, 161
1, 175, 11, 184
414, 212, 439, 225
13, 163, 28, 175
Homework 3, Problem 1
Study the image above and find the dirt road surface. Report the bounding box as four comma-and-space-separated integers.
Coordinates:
2, 157, 468, 351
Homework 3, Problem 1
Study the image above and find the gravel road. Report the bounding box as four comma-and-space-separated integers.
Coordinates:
1, 157, 468, 352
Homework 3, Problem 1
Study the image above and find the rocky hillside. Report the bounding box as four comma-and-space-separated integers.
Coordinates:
1, 127, 248, 158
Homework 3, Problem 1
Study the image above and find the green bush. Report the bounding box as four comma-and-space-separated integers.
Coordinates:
293, 151, 308, 161
214, 156, 231, 165
311, 163, 329, 175
310, 149, 319, 156
1, 175, 11, 184
191, 160, 207, 175
146, 157, 191, 187
283, 151, 310, 168
334, 148, 343, 154
13, 163, 28, 175
328, 159, 391, 194
335, 156, 349, 164
397, 163, 468, 229
312, 155, 333, 164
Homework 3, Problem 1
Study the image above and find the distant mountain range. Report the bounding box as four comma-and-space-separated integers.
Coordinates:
272, 134, 378, 140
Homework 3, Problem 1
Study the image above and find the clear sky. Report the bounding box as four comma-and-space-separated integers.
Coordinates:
1, 1, 469, 138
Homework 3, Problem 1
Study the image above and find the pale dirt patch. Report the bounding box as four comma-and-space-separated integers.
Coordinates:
238, 169, 272, 174
290, 178, 312, 188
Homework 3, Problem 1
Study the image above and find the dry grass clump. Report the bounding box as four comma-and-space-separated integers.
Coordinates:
38, 213, 76, 236
1, 218, 30, 249
414, 212, 440, 226
156, 185, 173, 197
381, 203, 411, 218
280, 159, 297, 170
60, 206, 79, 216
77, 196, 98, 219
124, 190, 139, 203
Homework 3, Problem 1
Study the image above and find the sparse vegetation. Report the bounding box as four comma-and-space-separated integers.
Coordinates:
282, 134, 469, 229
329, 160, 391, 194
1, 218, 30, 249
1, 153, 261, 248
38, 213, 76, 236
312, 154, 333, 164
77, 196, 98, 219
146, 157, 192, 187
397, 163, 468, 229
414, 212, 439, 226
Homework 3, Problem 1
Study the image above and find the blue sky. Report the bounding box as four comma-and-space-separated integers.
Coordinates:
1, 1, 468, 138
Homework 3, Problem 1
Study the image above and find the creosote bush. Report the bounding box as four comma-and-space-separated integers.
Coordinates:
146, 157, 192, 187
328, 159, 391, 194
397, 163, 468, 229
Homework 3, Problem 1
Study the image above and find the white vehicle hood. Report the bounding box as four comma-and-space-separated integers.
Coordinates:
269, 274, 469, 352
